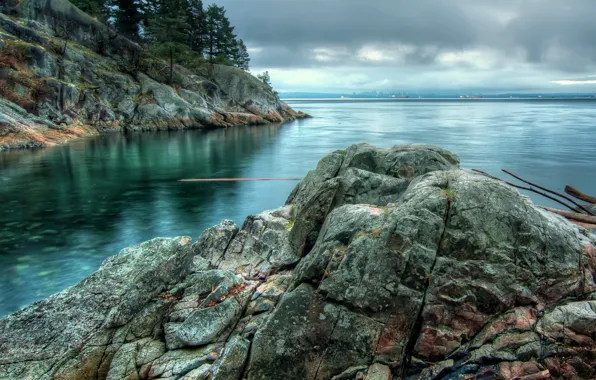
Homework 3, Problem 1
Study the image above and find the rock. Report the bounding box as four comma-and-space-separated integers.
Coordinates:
286, 143, 460, 255
247, 284, 383, 380
210, 335, 251, 380
165, 297, 243, 349
364, 363, 391, 380
1, 144, 595, 379
0, 237, 194, 379
216, 206, 298, 276
193, 219, 239, 269
179, 364, 212, 380
145, 345, 217, 379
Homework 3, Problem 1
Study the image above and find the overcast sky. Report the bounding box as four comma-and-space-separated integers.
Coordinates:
212, 0, 596, 93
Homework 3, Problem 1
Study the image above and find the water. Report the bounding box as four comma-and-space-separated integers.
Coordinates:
1, 99, 596, 316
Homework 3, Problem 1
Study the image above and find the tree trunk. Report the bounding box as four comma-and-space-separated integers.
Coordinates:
169, 47, 173, 85
540, 207, 596, 225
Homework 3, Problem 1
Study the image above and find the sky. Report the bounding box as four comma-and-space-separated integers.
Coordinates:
212, 0, 596, 94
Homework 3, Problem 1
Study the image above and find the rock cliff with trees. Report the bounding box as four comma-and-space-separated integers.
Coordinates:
0, 0, 305, 151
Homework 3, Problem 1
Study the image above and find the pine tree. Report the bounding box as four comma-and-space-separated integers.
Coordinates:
205, 5, 237, 61
111, 0, 143, 40
70, 0, 106, 20
187, 0, 207, 54
233, 39, 250, 70
146, 0, 191, 84
257, 71, 271, 87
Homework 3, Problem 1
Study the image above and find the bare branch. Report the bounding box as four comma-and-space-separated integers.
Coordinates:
565, 185, 596, 204
501, 169, 594, 216
471, 169, 579, 213
540, 207, 596, 225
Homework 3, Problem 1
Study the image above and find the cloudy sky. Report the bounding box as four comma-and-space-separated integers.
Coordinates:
212, 0, 596, 94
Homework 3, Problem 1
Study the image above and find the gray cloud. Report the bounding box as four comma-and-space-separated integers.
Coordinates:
211, 0, 596, 91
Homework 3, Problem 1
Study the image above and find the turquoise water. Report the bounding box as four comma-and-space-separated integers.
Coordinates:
1, 99, 596, 316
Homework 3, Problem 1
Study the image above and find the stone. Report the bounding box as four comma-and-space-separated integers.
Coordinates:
0, 237, 194, 379
1, 144, 595, 380
364, 363, 391, 380
193, 219, 238, 268
165, 298, 243, 349
210, 335, 251, 380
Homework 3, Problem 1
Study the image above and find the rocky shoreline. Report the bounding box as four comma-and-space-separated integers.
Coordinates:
1, 143, 594, 379
0, 0, 308, 151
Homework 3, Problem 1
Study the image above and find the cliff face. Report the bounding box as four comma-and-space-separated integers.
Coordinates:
0, 0, 307, 151
1, 144, 595, 380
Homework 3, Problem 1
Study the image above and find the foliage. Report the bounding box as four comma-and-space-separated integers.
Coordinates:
257, 71, 272, 87
0, 42, 26, 69
233, 39, 250, 70
145, 0, 191, 83
187, 0, 207, 53
0, 80, 36, 113
100, 0, 250, 75
109, 0, 143, 40
69, 0, 108, 21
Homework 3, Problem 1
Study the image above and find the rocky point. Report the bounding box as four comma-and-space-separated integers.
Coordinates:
0, 0, 308, 151
0, 143, 595, 379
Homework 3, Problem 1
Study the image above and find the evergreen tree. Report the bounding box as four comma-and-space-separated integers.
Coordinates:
233, 39, 250, 70
187, 0, 207, 54
70, 0, 106, 20
111, 0, 143, 40
205, 5, 237, 61
257, 71, 271, 87
146, 0, 190, 84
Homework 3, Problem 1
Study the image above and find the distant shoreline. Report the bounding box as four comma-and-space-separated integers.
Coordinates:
284, 97, 596, 102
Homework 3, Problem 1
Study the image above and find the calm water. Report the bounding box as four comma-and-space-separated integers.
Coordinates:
1, 100, 596, 316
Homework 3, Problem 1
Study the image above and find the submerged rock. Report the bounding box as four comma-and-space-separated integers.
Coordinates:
1, 144, 595, 379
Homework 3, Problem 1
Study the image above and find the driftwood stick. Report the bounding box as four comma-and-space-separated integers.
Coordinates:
565, 185, 596, 204
502, 169, 595, 216
471, 169, 579, 213
540, 207, 596, 225
179, 177, 302, 182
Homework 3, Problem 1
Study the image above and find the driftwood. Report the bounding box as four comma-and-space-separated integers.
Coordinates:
502, 170, 595, 216
540, 207, 596, 225
565, 185, 596, 204
471, 169, 580, 213
179, 178, 302, 182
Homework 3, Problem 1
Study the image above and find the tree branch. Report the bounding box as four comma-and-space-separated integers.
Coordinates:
540, 207, 596, 225
565, 185, 596, 204
501, 169, 594, 216
471, 169, 579, 213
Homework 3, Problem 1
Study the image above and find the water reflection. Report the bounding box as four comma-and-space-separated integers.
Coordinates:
0, 124, 294, 315
2, 100, 596, 316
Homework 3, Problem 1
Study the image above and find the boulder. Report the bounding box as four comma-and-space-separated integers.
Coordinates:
1, 144, 595, 380
0, 237, 194, 379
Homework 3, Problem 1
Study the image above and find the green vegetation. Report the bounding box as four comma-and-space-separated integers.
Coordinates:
440, 189, 457, 201
70, 0, 251, 73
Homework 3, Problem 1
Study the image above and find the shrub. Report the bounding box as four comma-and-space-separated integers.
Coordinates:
0, 79, 36, 112
0, 43, 26, 69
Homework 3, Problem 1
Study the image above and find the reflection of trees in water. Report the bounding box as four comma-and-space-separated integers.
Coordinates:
0, 124, 283, 251
0, 124, 285, 316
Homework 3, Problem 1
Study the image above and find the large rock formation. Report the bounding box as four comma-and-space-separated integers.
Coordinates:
1, 144, 595, 380
0, 0, 307, 151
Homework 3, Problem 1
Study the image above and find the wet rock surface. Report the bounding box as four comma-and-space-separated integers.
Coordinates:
1, 144, 595, 379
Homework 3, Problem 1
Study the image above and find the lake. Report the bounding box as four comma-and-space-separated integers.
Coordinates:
1, 99, 596, 317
